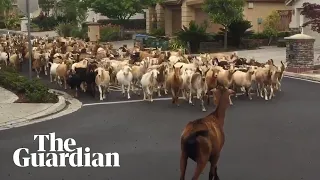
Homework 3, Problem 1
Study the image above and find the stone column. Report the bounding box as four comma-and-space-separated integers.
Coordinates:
285, 33, 315, 73
146, 6, 156, 34
164, 8, 172, 36
156, 4, 165, 29
181, 2, 195, 28
20, 17, 28, 32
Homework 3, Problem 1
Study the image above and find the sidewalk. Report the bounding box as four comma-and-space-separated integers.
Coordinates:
0, 87, 66, 128
284, 71, 320, 82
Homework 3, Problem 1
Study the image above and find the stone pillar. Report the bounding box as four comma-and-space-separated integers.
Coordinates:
285, 33, 315, 73
164, 8, 172, 36
86, 22, 100, 42
156, 4, 165, 29
20, 17, 28, 32
146, 6, 156, 34
181, 2, 195, 28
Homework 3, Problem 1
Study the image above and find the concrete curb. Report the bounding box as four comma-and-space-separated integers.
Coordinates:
284, 71, 320, 82
0, 96, 66, 128
0, 89, 83, 130
0, 87, 18, 103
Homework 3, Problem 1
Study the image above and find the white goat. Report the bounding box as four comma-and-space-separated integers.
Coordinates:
188, 67, 208, 112
140, 69, 159, 102
95, 67, 110, 101
232, 66, 255, 100
181, 68, 194, 100
0, 52, 8, 66
116, 65, 133, 99
216, 64, 237, 105
49, 62, 60, 83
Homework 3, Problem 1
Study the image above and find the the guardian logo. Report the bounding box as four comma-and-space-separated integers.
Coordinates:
13, 132, 120, 167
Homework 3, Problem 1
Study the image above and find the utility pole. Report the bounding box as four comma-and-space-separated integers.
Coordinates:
26, 0, 33, 79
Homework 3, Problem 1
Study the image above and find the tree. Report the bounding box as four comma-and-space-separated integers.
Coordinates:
38, 0, 55, 16
301, 2, 320, 33
0, 0, 12, 18
56, 0, 90, 25
263, 11, 280, 45
90, 0, 159, 37
203, 0, 244, 49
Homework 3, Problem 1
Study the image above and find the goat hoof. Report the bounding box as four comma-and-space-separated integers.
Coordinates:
202, 109, 206, 112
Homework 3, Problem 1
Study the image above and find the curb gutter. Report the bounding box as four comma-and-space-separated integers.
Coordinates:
284, 71, 320, 82
0, 89, 83, 130
0, 96, 66, 127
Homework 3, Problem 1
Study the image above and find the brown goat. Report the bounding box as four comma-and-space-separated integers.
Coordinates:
205, 68, 220, 105
180, 86, 235, 180
56, 60, 72, 89
166, 65, 183, 106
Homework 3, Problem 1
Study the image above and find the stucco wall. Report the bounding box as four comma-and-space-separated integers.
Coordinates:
288, 0, 320, 48
172, 9, 182, 34
244, 2, 291, 32
194, 8, 222, 33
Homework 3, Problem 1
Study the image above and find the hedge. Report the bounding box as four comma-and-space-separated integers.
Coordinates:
0, 66, 58, 103
97, 19, 146, 30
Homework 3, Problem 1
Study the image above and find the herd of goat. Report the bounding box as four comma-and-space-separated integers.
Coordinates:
0, 34, 287, 111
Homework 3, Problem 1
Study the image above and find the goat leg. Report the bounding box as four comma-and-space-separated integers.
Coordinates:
98, 86, 103, 100
269, 86, 274, 100
188, 91, 193, 105
142, 87, 147, 100
157, 85, 161, 97
121, 84, 125, 96
263, 86, 268, 100
229, 95, 233, 105
247, 87, 252, 100
201, 94, 206, 112
179, 150, 188, 180
102, 86, 107, 100
127, 84, 131, 99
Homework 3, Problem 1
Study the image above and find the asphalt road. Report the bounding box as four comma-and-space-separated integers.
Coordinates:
1, 76, 320, 180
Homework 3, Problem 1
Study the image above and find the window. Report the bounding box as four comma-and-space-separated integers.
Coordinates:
248, 2, 254, 9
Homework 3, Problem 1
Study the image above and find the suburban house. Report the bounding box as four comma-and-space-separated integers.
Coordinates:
285, 0, 320, 48
146, 0, 291, 35
86, 9, 146, 22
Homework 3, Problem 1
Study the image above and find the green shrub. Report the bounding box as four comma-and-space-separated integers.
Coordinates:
0, 67, 58, 103
169, 38, 187, 51
247, 32, 269, 39
150, 28, 165, 37
32, 15, 69, 31
71, 26, 88, 39
176, 21, 209, 53
100, 24, 121, 42
56, 23, 77, 37
217, 20, 253, 47
97, 19, 146, 30
277, 31, 290, 38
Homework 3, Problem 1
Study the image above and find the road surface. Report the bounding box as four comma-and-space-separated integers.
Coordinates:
0, 77, 320, 180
